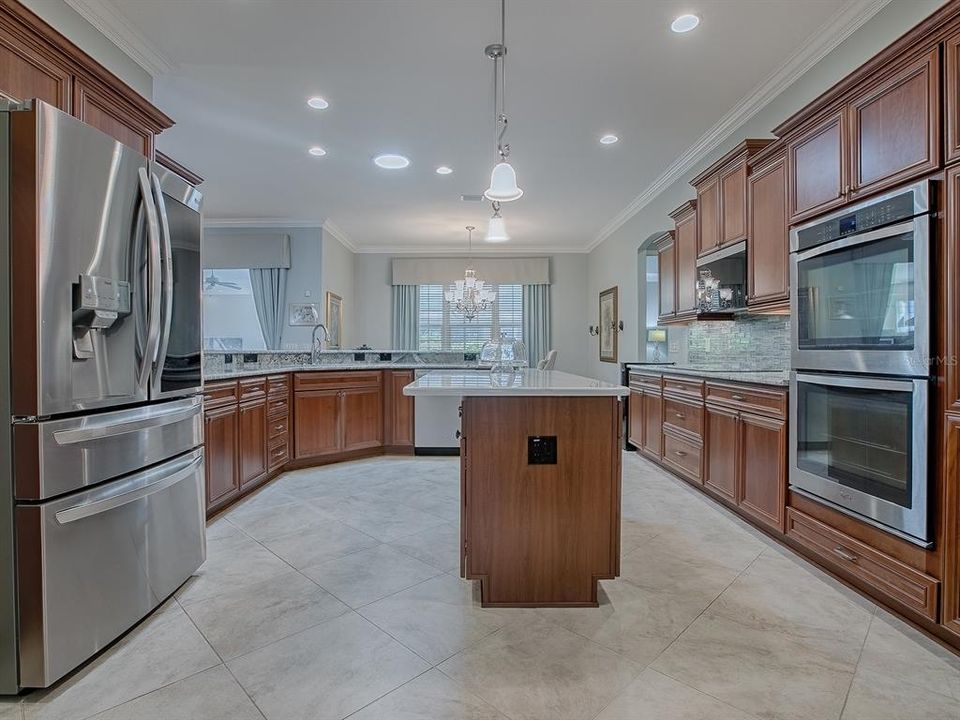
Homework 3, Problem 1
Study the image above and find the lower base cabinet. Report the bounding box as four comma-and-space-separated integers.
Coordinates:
342, 386, 384, 451
704, 404, 739, 502
203, 403, 240, 513
294, 389, 341, 458
239, 398, 268, 490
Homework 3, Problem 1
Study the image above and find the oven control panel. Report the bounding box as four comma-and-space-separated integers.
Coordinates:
796, 190, 919, 252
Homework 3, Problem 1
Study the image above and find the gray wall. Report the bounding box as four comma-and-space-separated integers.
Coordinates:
19, 0, 153, 99
586, 0, 946, 383
321, 232, 356, 350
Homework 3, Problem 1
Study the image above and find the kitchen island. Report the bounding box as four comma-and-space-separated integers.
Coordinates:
404, 369, 629, 607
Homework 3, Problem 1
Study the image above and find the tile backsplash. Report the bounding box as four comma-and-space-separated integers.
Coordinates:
668, 316, 790, 370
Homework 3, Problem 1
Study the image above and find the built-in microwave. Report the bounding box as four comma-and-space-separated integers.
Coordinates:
789, 371, 930, 545
789, 180, 933, 377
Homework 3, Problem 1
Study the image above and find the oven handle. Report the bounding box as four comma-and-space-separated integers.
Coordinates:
793, 219, 917, 262
793, 372, 922, 393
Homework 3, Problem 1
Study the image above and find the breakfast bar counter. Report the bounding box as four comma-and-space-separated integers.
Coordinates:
405, 369, 629, 607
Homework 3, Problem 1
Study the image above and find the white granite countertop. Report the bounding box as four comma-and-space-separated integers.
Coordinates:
403, 369, 629, 397
204, 363, 477, 381
625, 363, 790, 387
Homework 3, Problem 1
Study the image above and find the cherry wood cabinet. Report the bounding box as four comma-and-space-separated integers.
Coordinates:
704, 404, 739, 502
738, 412, 787, 531
627, 391, 643, 449
640, 391, 663, 460
787, 110, 846, 223
747, 144, 789, 310
691, 140, 772, 258
384, 370, 415, 451
342, 386, 384, 451
294, 389, 342, 459
942, 413, 960, 640
669, 201, 698, 319
947, 30, 960, 166
655, 231, 676, 321
238, 398, 268, 490
293, 372, 384, 459
203, 403, 240, 514
0, 1, 173, 157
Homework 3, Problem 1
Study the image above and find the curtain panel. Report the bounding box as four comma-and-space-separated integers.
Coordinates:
523, 284, 551, 368
249, 268, 288, 350
392, 284, 419, 350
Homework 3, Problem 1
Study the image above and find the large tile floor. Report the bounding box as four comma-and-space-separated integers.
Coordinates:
6, 453, 960, 720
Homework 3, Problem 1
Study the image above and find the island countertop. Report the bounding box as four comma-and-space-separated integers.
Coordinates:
403, 369, 629, 397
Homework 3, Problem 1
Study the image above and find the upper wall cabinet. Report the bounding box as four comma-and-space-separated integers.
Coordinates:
787, 48, 940, 224
944, 29, 960, 166
669, 200, 698, 319
0, 2, 173, 157
691, 140, 773, 258
747, 143, 789, 310
656, 231, 676, 322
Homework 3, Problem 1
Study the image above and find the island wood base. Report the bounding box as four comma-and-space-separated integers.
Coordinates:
460, 395, 622, 607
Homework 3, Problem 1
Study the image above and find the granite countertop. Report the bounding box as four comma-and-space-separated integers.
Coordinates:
204, 363, 478, 381
403, 369, 629, 397
625, 363, 790, 387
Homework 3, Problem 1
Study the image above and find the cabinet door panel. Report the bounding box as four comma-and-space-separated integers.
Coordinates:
0, 24, 71, 109
204, 405, 239, 512
628, 391, 643, 449
386, 370, 414, 448
343, 386, 383, 451
788, 111, 845, 222
675, 213, 698, 315
294, 389, 341, 458
850, 48, 939, 197
748, 154, 789, 305
945, 165, 960, 414
738, 412, 786, 532
238, 399, 267, 489
73, 78, 153, 156
941, 414, 960, 641
704, 405, 738, 502
697, 176, 720, 256
658, 242, 676, 318
641, 391, 662, 460
947, 32, 960, 166
720, 163, 747, 245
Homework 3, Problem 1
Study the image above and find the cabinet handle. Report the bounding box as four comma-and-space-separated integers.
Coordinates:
674, 413, 685, 419
674, 450, 687, 457
731, 394, 745, 401
832, 546, 858, 563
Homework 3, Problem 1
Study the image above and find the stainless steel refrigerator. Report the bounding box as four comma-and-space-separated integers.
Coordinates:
0, 100, 206, 691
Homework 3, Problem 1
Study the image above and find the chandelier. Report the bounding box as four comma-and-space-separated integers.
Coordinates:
445, 226, 496, 321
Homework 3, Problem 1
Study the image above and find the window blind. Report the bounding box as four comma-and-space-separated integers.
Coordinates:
418, 283, 523, 352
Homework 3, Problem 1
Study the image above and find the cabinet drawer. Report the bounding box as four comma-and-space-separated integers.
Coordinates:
268, 416, 288, 439
662, 397, 703, 439
268, 436, 289, 470
629, 372, 662, 393
706, 382, 786, 418
294, 371, 382, 391
203, 380, 238, 409
267, 397, 289, 419
238, 377, 267, 401
662, 430, 702, 482
267, 374, 290, 398
662, 376, 704, 400
785, 509, 938, 620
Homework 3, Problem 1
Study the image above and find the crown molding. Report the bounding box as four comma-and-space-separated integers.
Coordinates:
585, 0, 892, 253
321, 220, 359, 253
204, 218, 324, 229
351, 245, 589, 255
64, 0, 178, 76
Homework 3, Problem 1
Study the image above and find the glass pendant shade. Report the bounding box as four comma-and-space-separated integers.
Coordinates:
484, 162, 523, 202
485, 214, 510, 243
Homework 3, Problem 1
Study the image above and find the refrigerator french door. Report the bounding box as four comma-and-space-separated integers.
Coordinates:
0, 100, 205, 691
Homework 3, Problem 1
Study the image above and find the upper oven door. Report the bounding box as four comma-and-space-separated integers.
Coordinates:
790, 216, 929, 376
149, 163, 203, 400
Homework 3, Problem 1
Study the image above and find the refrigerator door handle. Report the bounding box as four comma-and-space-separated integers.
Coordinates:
54, 453, 203, 524
137, 167, 163, 390
52, 398, 202, 445
150, 173, 174, 393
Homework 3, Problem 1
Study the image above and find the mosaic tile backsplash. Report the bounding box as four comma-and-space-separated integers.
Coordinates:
675, 316, 790, 370
203, 350, 474, 375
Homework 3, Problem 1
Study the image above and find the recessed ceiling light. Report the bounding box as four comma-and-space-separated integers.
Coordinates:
374, 154, 410, 169
599, 134, 619, 145
308, 146, 326, 156
306, 96, 329, 110
671, 14, 700, 33
436, 166, 453, 175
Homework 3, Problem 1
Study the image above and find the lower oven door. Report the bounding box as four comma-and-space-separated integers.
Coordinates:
15, 448, 205, 688
789, 372, 929, 545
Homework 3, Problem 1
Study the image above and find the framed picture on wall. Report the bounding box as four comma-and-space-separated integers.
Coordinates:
288, 303, 320, 326
599, 286, 618, 363
326, 292, 343, 349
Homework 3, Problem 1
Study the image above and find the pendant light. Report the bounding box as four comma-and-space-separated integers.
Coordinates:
485, 201, 510, 243
483, 0, 523, 203
444, 226, 496, 320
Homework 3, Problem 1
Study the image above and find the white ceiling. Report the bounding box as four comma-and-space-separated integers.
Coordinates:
82, 0, 866, 252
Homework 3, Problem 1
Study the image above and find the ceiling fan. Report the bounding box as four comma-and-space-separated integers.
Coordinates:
203, 272, 242, 291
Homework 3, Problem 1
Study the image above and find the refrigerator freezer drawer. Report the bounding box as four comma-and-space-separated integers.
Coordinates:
14, 396, 202, 500
15, 448, 205, 688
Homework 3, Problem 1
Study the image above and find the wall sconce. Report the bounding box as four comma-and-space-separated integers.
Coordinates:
588, 324, 600, 336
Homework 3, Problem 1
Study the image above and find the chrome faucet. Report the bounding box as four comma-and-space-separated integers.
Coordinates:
311, 323, 329, 363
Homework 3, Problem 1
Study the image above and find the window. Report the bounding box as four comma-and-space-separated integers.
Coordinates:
417, 283, 523, 352
202, 269, 266, 350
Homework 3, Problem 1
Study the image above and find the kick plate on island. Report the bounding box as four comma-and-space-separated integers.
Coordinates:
405, 370, 629, 607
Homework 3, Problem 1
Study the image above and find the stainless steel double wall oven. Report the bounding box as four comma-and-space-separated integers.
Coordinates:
0, 101, 206, 691
789, 179, 934, 546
